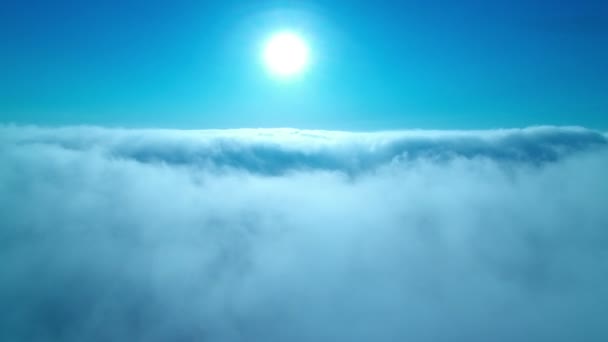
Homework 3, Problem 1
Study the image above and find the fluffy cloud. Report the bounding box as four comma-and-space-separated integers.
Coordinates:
1, 125, 607, 341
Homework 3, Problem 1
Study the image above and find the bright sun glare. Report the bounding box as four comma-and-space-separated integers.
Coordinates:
262, 31, 310, 78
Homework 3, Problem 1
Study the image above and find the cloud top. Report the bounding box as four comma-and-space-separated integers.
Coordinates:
1, 125, 607, 341
1, 125, 606, 175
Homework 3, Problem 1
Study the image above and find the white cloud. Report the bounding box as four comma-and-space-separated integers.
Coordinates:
1, 125, 607, 341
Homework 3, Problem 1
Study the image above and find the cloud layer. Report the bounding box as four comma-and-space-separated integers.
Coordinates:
1, 125, 608, 341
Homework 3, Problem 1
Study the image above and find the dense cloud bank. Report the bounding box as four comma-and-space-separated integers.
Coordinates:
2, 125, 606, 175
1, 125, 608, 341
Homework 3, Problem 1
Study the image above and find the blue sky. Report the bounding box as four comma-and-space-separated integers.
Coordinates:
1, 0, 607, 129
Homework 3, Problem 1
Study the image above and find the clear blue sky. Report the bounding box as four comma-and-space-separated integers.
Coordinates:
1, 0, 607, 130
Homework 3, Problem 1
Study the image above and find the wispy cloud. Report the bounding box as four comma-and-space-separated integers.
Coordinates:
1, 126, 607, 341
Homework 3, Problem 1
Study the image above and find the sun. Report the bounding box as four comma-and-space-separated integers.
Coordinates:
262, 31, 310, 78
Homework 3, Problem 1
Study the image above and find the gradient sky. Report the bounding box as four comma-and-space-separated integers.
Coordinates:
1, 0, 607, 129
